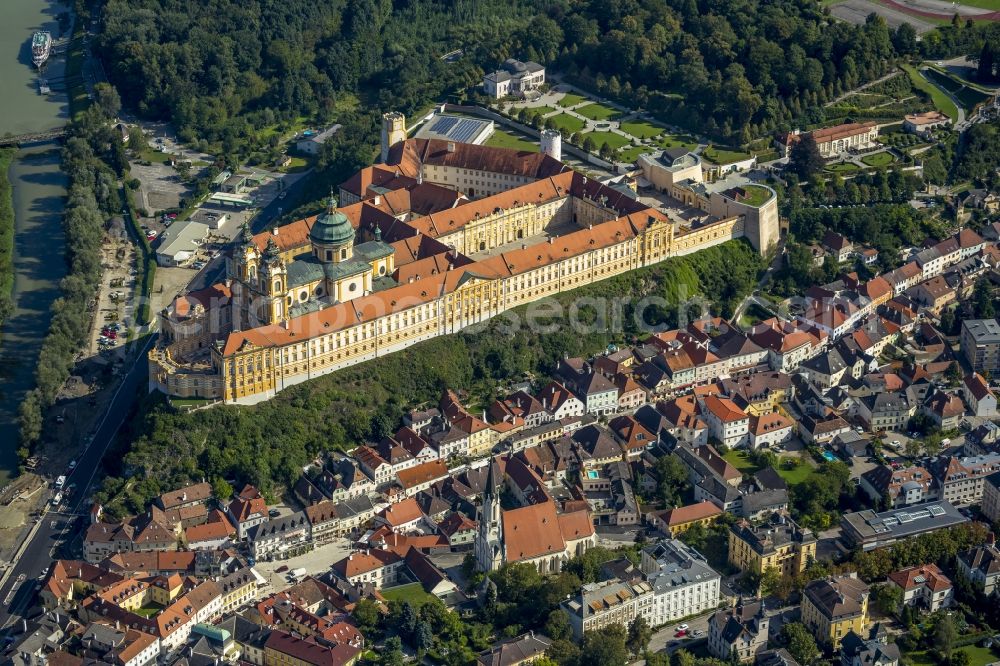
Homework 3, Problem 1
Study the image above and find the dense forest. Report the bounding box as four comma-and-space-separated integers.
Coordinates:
95, 240, 762, 515
95, 0, 951, 151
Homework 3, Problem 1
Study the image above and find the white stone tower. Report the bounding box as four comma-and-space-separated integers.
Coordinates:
381, 112, 407, 164
540, 129, 562, 161
475, 458, 504, 572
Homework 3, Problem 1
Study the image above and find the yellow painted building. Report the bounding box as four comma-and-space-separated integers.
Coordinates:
151, 138, 778, 406
728, 516, 816, 576
801, 574, 869, 648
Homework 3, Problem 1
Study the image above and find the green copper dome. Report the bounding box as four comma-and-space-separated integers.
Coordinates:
310, 195, 355, 246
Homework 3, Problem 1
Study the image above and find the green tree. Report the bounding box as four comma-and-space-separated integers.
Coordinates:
352, 598, 381, 633
580, 624, 629, 666
93, 82, 122, 119
655, 455, 690, 505
782, 622, 819, 665
671, 649, 696, 666
545, 609, 573, 642
627, 615, 653, 655
871, 582, 903, 617
415, 621, 434, 651
759, 566, 783, 597
212, 477, 233, 501
936, 614, 958, 661
789, 134, 824, 180
380, 637, 404, 666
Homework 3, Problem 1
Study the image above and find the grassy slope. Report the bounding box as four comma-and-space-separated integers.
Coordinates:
901, 64, 959, 121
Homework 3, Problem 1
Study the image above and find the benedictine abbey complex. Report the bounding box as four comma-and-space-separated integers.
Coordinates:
149, 113, 779, 404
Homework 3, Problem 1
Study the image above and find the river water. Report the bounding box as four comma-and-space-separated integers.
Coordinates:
0, 0, 71, 486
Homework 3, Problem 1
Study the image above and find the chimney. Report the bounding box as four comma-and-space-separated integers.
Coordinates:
272, 227, 279, 236
447, 142, 456, 153
374, 195, 381, 206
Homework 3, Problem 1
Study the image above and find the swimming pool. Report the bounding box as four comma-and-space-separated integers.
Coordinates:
587, 470, 600, 479
822, 451, 837, 462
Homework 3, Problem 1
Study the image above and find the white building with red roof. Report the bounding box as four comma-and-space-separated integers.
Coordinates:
887, 564, 953, 611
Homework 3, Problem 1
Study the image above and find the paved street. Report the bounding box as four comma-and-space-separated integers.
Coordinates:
0, 333, 157, 629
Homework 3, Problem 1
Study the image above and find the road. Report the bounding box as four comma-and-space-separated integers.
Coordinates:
0, 332, 157, 629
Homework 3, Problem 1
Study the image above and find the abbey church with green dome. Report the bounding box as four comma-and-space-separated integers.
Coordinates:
230, 196, 395, 327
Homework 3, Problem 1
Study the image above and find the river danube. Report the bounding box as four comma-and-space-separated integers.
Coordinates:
0, 0, 71, 486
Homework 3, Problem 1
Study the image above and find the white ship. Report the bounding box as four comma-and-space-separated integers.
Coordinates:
31, 31, 51, 68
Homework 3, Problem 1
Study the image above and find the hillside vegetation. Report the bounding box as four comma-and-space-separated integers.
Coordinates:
97, 0, 925, 153
95, 240, 762, 516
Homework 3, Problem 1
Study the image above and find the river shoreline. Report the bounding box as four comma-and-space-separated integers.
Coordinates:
0, 0, 74, 486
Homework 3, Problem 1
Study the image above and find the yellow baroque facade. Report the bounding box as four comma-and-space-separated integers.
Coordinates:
150, 136, 778, 405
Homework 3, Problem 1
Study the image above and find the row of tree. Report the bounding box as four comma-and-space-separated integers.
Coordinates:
0, 148, 15, 329
18, 104, 125, 452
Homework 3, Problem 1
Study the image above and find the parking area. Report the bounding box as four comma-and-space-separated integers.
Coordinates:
129, 161, 190, 218
251, 537, 353, 592
86, 235, 138, 359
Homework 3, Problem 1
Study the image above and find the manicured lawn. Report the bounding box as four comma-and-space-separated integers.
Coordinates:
583, 131, 631, 150
621, 120, 666, 139
547, 113, 586, 134
901, 64, 960, 122
906, 645, 999, 666
655, 134, 699, 151
558, 92, 590, 108
618, 145, 651, 163
775, 459, 816, 485
861, 152, 896, 167
702, 145, 753, 165
278, 156, 310, 173
485, 129, 539, 152
381, 582, 435, 607
575, 103, 623, 121
723, 450, 760, 474
737, 185, 773, 207
133, 605, 163, 618
140, 150, 172, 164
724, 448, 816, 486
826, 162, 860, 173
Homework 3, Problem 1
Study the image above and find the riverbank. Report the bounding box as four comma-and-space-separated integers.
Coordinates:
0, 149, 15, 329
0, 146, 69, 483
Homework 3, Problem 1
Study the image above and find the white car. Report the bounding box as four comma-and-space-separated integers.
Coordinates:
676, 624, 689, 631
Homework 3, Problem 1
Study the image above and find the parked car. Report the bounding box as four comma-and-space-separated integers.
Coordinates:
275, 565, 288, 573
675, 630, 687, 638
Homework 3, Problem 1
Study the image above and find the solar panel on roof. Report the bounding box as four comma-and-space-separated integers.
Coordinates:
928, 505, 946, 517
430, 117, 458, 134
452, 119, 480, 143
